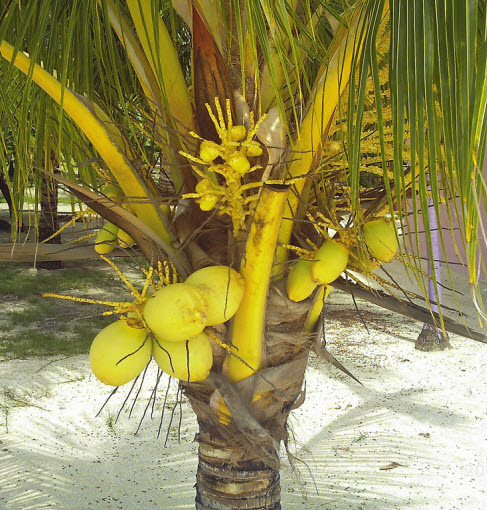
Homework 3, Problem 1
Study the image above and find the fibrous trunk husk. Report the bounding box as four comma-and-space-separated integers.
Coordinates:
186, 282, 316, 510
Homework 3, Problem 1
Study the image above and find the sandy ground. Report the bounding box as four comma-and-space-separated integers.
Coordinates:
1, 287, 487, 510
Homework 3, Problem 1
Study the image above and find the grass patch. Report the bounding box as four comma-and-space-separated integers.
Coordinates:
7, 303, 53, 326
0, 331, 93, 358
0, 258, 144, 359
0, 259, 142, 359
1, 385, 52, 407
0, 262, 130, 298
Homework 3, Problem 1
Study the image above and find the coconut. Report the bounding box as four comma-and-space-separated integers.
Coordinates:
143, 283, 208, 342
152, 333, 213, 382
363, 219, 398, 262
286, 258, 317, 302
311, 239, 349, 285
118, 229, 135, 248
185, 266, 245, 325
100, 184, 123, 200
95, 221, 119, 254
90, 320, 151, 386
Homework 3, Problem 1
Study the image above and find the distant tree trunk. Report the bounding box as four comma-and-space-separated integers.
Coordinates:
38, 157, 63, 270
415, 177, 450, 351
0, 162, 14, 230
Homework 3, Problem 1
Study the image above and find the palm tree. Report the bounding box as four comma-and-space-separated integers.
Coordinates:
1, 1, 486, 507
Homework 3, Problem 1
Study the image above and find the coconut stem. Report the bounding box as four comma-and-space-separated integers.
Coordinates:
225, 184, 289, 382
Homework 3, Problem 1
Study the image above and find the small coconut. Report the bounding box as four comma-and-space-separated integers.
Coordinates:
95, 221, 119, 254
100, 184, 124, 200
143, 283, 207, 342
312, 239, 349, 285
118, 229, 135, 248
286, 258, 317, 302
185, 266, 245, 325
152, 333, 213, 382
90, 320, 151, 386
363, 219, 398, 262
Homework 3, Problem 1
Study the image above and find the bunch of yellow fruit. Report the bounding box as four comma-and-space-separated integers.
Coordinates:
90, 266, 245, 385
286, 218, 398, 302
94, 184, 135, 253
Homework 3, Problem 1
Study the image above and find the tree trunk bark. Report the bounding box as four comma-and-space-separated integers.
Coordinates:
195, 422, 281, 510
0, 163, 14, 231
38, 164, 63, 270
186, 283, 311, 510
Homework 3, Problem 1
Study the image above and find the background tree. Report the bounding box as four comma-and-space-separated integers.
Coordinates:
1, 1, 487, 508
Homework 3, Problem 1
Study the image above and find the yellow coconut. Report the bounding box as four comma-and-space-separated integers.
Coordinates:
90, 320, 151, 386
286, 259, 317, 302
95, 221, 119, 254
363, 219, 398, 263
311, 239, 349, 285
100, 184, 124, 200
143, 283, 208, 342
185, 266, 245, 325
118, 229, 135, 248
152, 332, 213, 382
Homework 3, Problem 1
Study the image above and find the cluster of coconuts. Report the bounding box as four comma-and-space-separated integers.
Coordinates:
95, 184, 135, 254
90, 266, 245, 386
95, 221, 135, 254
286, 218, 398, 302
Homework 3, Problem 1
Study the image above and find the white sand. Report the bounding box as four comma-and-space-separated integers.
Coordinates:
1, 288, 487, 510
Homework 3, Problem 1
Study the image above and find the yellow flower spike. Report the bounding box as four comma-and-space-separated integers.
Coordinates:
242, 141, 263, 157
140, 266, 154, 298
228, 153, 251, 174
42, 255, 177, 335
99, 255, 140, 298
230, 125, 247, 142
199, 194, 219, 211
206, 99, 226, 140
245, 112, 268, 142
225, 98, 234, 131
178, 150, 210, 168
279, 243, 315, 259
42, 293, 131, 310
199, 140, 221, 163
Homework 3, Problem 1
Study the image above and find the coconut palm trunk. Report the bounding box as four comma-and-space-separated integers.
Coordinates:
188, 281, 310, 509
194, 422, 282, 509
